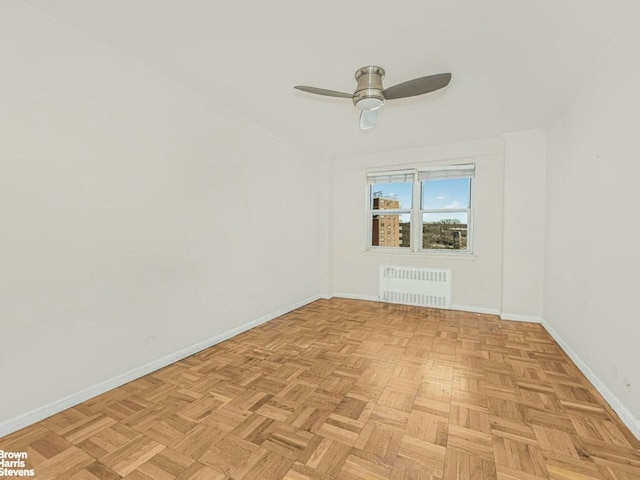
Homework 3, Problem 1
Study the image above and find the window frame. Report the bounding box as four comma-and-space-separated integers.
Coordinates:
366, 164, 475, 255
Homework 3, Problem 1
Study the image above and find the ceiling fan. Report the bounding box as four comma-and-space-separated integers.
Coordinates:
294, 66, 452, 130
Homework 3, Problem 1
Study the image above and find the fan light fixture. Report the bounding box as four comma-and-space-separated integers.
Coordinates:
355, 97, 384, 111
294, 66, 452, 130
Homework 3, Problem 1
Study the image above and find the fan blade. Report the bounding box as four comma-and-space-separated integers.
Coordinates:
294, 86, 353, 98
383, 73, 452, 100
359, 109, 378, 130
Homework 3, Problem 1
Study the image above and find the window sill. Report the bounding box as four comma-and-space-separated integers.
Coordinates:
364, 248, 477, 260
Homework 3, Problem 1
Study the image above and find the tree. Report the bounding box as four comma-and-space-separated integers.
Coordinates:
423, 218, 466, 249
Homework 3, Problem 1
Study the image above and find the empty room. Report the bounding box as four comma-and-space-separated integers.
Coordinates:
1, 1, 639, 479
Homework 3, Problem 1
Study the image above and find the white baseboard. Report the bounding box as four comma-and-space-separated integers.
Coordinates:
331, 294, 500, 317
332, 292, 380, 302
450, 304, 501, 316
500, 312, 543, 323
0, 294, 325, 439
541, 318, 640, 440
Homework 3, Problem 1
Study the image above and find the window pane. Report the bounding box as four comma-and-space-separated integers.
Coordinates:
371, 183, 412, 210
372, 213, 411, 248
422, 213, 468, 250
421, 178, 470, 209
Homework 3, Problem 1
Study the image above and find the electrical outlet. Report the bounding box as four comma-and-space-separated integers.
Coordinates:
622, 376, 631, 388
145, 335, 157, 345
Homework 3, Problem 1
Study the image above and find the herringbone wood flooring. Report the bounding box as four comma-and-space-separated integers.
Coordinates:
1, 299, 639, 479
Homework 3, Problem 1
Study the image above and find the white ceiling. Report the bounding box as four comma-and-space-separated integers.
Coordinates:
22, 0, 637, 157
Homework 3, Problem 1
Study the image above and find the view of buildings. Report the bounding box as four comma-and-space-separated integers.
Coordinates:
372, 193, 467, 250
371, 194, 403, 247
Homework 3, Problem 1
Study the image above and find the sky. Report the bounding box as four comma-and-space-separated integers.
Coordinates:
372, 178, 470, 223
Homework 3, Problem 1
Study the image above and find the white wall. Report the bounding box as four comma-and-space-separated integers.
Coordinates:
331, 139, 505, 312
544, 12, 640, 434
0, 2, 324, 431
501, 131, 546, 321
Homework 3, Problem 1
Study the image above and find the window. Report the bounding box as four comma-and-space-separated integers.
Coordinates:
368, 170, 413, 249
367, 164, 475, 253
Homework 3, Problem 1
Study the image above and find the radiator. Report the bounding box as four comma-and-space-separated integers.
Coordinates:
379, 265, 452, 308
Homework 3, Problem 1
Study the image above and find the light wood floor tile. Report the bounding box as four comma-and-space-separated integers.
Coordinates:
1, 298, 639, 479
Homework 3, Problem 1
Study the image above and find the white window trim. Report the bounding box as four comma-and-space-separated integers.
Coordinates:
365, 164, 475, 255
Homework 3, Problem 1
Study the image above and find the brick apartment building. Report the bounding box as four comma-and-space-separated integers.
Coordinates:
371, 194, 404, 247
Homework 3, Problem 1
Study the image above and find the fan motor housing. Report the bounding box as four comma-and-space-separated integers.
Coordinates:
353, 66, 385, 109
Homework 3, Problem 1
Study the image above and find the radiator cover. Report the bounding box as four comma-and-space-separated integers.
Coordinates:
379, 265, 452, 308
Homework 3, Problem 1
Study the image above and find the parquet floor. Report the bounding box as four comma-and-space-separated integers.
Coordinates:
1, 298, 639, 480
